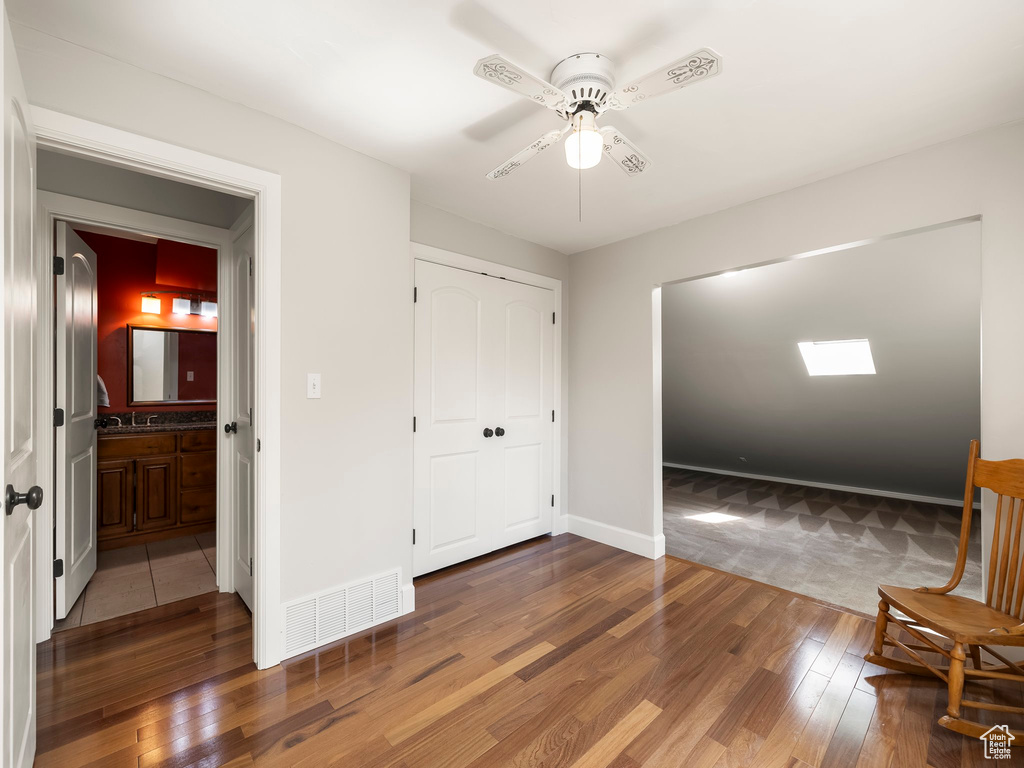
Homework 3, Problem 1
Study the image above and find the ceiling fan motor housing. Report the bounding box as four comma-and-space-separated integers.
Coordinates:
550, 53, 616, 116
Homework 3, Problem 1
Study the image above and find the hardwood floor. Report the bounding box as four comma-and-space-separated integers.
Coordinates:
35, 534, 1007, 767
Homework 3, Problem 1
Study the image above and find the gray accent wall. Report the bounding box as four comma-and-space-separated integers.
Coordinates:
662, 221, 981, 500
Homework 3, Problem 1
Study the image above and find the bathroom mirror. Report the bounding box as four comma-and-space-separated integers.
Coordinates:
127, 325, 216, 405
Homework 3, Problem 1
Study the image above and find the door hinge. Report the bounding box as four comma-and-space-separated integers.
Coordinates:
54, 256, 65, 275
53, 558, 64, 578
249, 257, 253, 276
53, 408, 65, 427
257, 438, 261, 452
249, 557, 253, 575
413, 286, 417, 303
552, 410, 555, 423
552, 311, 556, 324
551, 495, 555, 507
413, 416, 416, 433
413, 529, 416, 545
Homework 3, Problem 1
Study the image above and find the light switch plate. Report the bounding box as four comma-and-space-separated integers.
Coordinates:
307, 373, 321, 399
186, 371, 194, 382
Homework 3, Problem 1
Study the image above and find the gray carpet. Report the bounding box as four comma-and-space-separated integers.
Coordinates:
663, 467, 982, 616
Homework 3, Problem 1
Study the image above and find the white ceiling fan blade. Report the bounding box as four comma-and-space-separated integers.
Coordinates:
474, 55, 569, 112
486, 126, 569, 180
606, 48, 722, 110
599, 127, 653, 178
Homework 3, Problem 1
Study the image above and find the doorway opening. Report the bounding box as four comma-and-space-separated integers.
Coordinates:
657, 218, 983, 615
53, 219, 232, 629
34, 148, 262, 657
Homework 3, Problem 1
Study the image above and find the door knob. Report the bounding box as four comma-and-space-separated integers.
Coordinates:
482, 428, 494, 438
225, 422, 238, 434
6, 484, 43, 515
495, 427, 505, 437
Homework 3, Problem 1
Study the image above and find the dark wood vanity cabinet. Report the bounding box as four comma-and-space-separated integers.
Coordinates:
97, 429, 216, 548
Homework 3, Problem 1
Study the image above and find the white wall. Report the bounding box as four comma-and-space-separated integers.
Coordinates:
411, 201, 570, 530
15, 26, 414, 612
16, 24, 571, 643
412, 201, 568, 281
569, 121, 1024, 567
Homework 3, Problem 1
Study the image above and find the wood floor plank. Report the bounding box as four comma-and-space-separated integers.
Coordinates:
791, 652, 866, 766
819, 688, 877, 768
34, 534, 971, 768
567, 699, 662, 768
382, 641, 554, 745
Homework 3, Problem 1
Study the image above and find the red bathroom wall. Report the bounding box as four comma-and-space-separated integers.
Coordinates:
81, 230, 218, 413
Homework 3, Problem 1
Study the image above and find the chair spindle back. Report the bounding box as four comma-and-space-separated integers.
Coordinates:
972, 441, 1024, 620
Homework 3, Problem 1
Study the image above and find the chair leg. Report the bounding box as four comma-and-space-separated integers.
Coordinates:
946, 642, 965, 719
872, 600, 889, 657
968, 644, 982, 670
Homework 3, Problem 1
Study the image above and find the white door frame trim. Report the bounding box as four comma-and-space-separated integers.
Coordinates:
410, 242, 566, 537
35, 191, 237, 641
31, 107, 283, 669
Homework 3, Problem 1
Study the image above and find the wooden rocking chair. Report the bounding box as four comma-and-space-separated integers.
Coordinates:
866, 439, 1024, 741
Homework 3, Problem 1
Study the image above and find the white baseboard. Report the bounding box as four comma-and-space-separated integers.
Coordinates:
567, 515, 665, 559
663, 462, 974, 509
402, 583, 415, 615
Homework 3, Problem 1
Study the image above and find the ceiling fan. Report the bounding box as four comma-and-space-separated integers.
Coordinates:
474, 48, 722, 180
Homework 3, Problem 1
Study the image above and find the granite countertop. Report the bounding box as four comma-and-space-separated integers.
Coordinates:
98, 422, 218, 435
97, 410, 218, 435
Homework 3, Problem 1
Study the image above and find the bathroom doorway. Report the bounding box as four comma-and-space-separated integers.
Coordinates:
37, 179, 257, 637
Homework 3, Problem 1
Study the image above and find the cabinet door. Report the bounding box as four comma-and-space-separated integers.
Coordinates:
97, 459, 134, 540
136, 456, 178, 531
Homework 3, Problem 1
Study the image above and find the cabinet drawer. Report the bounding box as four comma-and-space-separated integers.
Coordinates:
180, 452, 216, 489
181, 430, 217, 453
98, 433, 176, 459
180, 488, 216, 524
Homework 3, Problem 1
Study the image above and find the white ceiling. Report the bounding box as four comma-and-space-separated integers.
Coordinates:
10, 1, 1024, 254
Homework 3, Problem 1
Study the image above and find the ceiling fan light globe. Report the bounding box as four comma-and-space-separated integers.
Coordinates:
565, 128, 602, 170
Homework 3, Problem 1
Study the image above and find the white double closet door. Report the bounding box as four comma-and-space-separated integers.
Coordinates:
414, 259, 555, 577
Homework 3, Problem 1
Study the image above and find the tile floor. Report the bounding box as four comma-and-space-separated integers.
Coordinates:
663, 467, 982, 615
55, 531, 217, 631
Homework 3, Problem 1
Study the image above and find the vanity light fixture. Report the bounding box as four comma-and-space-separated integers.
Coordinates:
141, 290, 217, 317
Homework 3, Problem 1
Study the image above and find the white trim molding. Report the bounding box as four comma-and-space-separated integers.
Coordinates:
401, 583, 416, 615
568, 515, 666, 559
663, 462, 976, 509
32, 107, 284, 669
